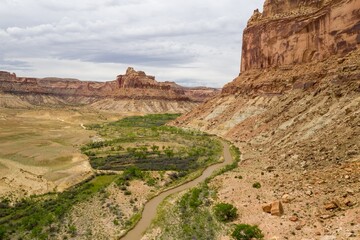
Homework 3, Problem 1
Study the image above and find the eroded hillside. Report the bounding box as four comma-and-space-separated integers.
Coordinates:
172, 0, 360, 238
0, 67, 219, 113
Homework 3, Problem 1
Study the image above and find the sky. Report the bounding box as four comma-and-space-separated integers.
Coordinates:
0, 0, 264, 88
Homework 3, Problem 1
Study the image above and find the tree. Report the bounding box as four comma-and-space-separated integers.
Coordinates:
126, 147, 136, 155
151, 145, 159, 152
213, 203, 237, 222
0, 226, 6, 239
232, 224, 264, 240
164, 147, 174, 158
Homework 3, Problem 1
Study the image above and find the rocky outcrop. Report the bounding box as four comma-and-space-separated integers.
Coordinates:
0, 67, 219, 112
173, 0, 360, 238
242, 0, 360, 71
175, 0, 360, 160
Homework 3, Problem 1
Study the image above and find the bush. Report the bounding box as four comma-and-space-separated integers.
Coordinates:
0, 226, 6, 239
68, 225, 77, 237
146, 178, 157, 186
213, 203, 237, 222
232, 224, 264, 240
252, 182, 261, 189
178, 185, 209, 212
123, 166, 144, 180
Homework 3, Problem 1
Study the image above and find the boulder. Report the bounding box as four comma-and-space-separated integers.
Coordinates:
271, 201, 284, 216
262, 201, 284, 216
324, 202, 338, 210
262, 203, 272, 213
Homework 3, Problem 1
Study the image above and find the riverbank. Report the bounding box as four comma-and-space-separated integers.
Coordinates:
121, 141, 234, 240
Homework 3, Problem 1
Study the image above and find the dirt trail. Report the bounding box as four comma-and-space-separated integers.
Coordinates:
121, 141, 233, 240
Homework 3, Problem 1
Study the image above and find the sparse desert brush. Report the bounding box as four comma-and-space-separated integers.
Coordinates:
213, 203, 238, 222
232, 224, 264, 240
252, 182, 261, 189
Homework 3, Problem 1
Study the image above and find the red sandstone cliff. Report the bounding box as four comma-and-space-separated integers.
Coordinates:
172, 1, 360, 238
0, 67, 219, 112
242, 0, 360, 72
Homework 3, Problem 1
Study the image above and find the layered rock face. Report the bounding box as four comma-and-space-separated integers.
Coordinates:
242, 0, 360, 71
0, 67, 219, 113
173, 0, 360, 238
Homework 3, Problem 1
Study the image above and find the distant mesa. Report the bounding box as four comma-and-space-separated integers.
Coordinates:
0, 67, 220, 112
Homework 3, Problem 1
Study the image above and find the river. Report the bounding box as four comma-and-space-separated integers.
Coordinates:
121, 141, 233, 240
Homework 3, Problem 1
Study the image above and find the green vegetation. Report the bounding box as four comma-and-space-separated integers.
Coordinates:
213, 203, 238, 222
0, 175, 117, 240
216, 144, 241, 176
231, 145, 241, 162
0, 114, 223, 239
232, 224, 264, 240
154, 184, 221, 240
82, 114, 222, 173
252, 182, 261, 189
125, 212, 141, 228
146, 143, 265, 239
0, 226, 5, 239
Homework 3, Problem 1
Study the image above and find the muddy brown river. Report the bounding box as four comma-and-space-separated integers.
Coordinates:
121, 141, 233, 240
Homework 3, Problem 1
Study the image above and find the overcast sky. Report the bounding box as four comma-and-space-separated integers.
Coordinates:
0, 0, 264, 88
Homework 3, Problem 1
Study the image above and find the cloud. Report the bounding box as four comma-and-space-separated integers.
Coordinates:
84, 52, 194, 66
0, 0, 264, 87
0, 57, 32, 71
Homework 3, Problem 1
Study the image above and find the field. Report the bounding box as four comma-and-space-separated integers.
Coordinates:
82, 114, 222, 172
0, 107, 126, 198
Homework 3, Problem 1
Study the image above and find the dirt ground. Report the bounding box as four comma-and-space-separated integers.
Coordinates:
0, 107, 126, 199
210, 149, 360, 240
173, 50, 360, 239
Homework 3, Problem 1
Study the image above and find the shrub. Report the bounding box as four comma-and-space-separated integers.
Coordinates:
252, 182, 261, 189
68, 225, 77, 237
178, 185, 209, 212
213, 203, 238, 222
123, 166, 144, 180
232, 224, 264, 240
146, 178, 157, 186
0, 226, 6, 239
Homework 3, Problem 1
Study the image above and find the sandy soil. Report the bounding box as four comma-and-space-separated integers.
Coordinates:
0, 107, 125, 199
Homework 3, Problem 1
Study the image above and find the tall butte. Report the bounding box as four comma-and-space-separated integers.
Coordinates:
173, 0, 360, 238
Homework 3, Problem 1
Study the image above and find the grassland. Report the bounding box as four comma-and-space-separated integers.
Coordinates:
0, 107, 128, 198
82, 114, 222, 173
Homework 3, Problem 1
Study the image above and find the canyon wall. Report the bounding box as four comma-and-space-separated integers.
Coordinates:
242, 0, 360, 71
173, 0, 360, 238
0, 67, 219, 113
